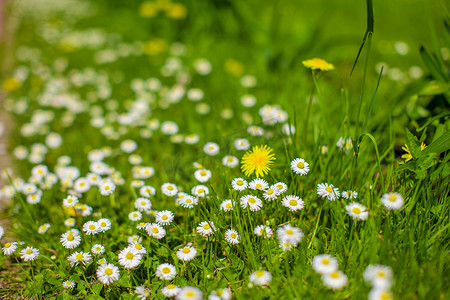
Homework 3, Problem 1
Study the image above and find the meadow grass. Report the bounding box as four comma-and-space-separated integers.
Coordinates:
0, 0, 449, 299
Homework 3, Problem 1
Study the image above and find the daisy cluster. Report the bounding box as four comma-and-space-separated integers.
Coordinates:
0, 0, 419, 299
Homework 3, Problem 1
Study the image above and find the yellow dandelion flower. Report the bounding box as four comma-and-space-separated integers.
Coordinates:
165, 3, 187, 19
241, 145, 275, 178
2, 78, 21, 92
401, 143, 427, 162
139, 2, 159, 18
302, 58, 335, 71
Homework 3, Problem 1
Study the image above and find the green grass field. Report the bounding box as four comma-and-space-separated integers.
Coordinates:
0, 0, 449, 299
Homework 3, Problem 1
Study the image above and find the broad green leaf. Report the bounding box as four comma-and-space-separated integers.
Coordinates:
406, 128, 421, 158
416, 111, 450, 132
421, 130, 450, 156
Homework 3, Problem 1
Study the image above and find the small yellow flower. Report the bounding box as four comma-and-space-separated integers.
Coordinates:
241, 145, 275, 178
139, 2, 159, 18
2, 78, 21, 92
142, 38, 168, 55
165, 3, 187, 19
302, 58, 335, 71
225, 59, 244, 77
401, 143, 427, 162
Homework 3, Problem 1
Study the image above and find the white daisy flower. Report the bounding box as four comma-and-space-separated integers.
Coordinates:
254, 225, 273, 238
128, 235, 142, 244
194, 169, 212, 183
278, 241, 294, 251
219, 199, 234, 212
203, 142, 220, 156
99, 181, 115, 196
312, 254, 339, 274
317, 183, 340, 201
64, 218, 76, 227
135, 285, 151, 299
62, 280, 76, 289
240, 195, 263, 212
209, 287, 232, 300
249, 270, 271, 286
156, 263, 177, 280
176, 194, 197, 208
135, 197, 152, 211
222, 156, 239, 168
281, 195, 305, 212
290, 158, 310, 175
276, 224, 303, 246
262, 187, 279, 201
191, 185, 209, 198
363, 265, 393, 289
140, 185, 156, 197
68, 251, 92, 267
175, 286, 202, 300
234, 138, 250, 151
176, 246, 197, 262
38, 223, 51, 234
345, 202, 369, 220
162, 284, 181, 298
92, 244, 105, 255
129, 211, 143, 222
96, 263, 120, 285
231, 178, 248, 191
197, 221, 216, 237
249, 178, 269, 191
161, 182, 178, 197
60, 231, 81, 249
273, 182, 288, 194
155, 210, 174, 226
381, 192, 404, 210
342, 190, 358, 199
63, 195, 79, 208
146, 223, 166, 239
118, 247, 142, 269
129, 242, 147, 254
83, 221, 100, 235
322, 270, 348, 289
368, 288, 393, 300
224, 229, 240, 244
98, 218, 112, 232
3, 242, 18, 255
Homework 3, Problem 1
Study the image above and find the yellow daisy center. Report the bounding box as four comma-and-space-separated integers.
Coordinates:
322, 258, 330, 265
230, 233, 237, 239
203, 224, 211, 230
183, 247, 190, 253
135, 244, 143, 250
297, 162, 304, 169
162, 215, 168, 220
152, 227, 159, 233
237, 180, 243, 185
255, 270, 265, 277
330, 271, 340, 279
167, 186, 173, 191
325, 186, 333, 193
286, 229, 294, 235
289, 199, 298, 206
388, 195, 396, 202
352, 207, 361, 214
248, 197, 256, 203
167, 284, 176, 289
89, 225, 95, 230
186, 291, 195, 297
67, 234, 75, 241
162, 267, 171, 274
226, 203, 232, 208
126, 252, 134, 260
105, 268, 113, 275
200, 171, 206, 176
101, 222, 106, 227
76, 253, 83, 260
5, 243, 11, 248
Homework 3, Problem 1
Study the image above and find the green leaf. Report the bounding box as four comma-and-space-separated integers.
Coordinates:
417, 153, 438, 171
92, 283, 103, 295
419, 80, 449, 96
421, 130, 450, 156
420, 45, 449, 82
416, 111, 450, 132
406, 128, 421, 158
